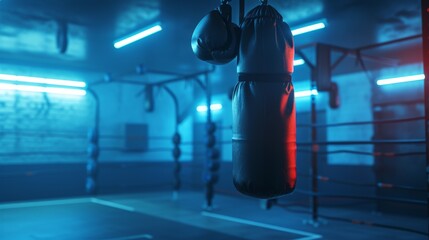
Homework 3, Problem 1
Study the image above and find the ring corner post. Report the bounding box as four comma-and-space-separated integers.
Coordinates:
310, 69, 319, 224
86, 88, 101, 195
420, 0, 429, 210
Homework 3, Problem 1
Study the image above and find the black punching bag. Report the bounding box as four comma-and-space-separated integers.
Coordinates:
232, 3, 296, 199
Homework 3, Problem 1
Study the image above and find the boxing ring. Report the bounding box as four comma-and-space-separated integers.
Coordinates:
213, 27, 427, 235
85, 65, 223, 208
0, 0, 427, 238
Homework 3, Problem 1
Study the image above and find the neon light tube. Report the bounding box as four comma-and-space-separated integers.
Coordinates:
376, 74, 424, 86
196, 103, 223, 112
292, 22, 326, 36
210, 103, 223, 111
114, 24, 162, 49
295, 89, 318, 98
0, 83, 86, 96
0, 74, 86, 87
196, 105, 207, 112
293, 59, 305, 66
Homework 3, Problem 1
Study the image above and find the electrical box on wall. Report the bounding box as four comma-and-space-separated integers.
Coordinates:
124, 123, 148, 152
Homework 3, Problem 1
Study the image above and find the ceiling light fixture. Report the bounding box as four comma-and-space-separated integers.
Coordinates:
376, 74, 424, 86
293, 59, 305, 66
292, 20, 326, 36
196, 103, 223, 112
0, 83, 86, 96
295, 89, 318, 98
114, 23, 162, 49
0, 74, 86, 87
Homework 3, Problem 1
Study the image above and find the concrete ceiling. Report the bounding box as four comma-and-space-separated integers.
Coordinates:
0, 0, 423, 91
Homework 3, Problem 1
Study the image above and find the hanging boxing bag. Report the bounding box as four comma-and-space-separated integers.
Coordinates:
232, 3, 296, 199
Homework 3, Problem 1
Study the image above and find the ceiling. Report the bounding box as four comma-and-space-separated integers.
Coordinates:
0, 0, 423, 91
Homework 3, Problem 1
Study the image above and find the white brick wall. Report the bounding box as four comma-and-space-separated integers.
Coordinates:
0, 90, 93, 164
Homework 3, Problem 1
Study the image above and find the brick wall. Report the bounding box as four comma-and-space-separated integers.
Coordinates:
0, 90, 94, 164
0, 77, 197, 164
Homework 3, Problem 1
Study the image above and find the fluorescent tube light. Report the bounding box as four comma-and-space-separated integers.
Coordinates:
0, 83, 86, 96
196, 103, 223, 112
210, 103, 223, 111
0, 74, 86, 87
292, 21, 326, 36
196, 105, 207, 112
293, 59, 305, 66
295, 89, 318, 98
114, 24, 162, 49
376, 74, 424, 86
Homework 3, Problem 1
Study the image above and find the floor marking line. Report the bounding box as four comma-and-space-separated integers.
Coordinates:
295, 236, 322, 240
104, 234, 154, 240
0, 198, 90, 209
201, 211, 322, 240
91, 198, 135, 212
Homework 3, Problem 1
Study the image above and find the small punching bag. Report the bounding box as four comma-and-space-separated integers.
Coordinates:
232, 3, 296, 198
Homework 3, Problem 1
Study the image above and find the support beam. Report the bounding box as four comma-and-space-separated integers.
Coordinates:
420, 0, 429, 213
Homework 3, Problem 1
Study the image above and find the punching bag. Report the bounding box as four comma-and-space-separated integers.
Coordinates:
232, 3, 296, 199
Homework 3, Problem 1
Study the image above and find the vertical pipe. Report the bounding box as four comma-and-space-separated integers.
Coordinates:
87, 89, 100, 131
421, 0, 429, 211
205, 73, 214, 208
239, 0, 245, 25
206, 74, 212, 124
162, 86, 180, 132
310, 74, 319, 223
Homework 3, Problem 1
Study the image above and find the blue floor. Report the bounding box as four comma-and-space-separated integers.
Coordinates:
0, 191, 427, 240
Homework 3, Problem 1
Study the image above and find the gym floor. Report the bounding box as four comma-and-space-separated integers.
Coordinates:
1, 191, 426, 240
